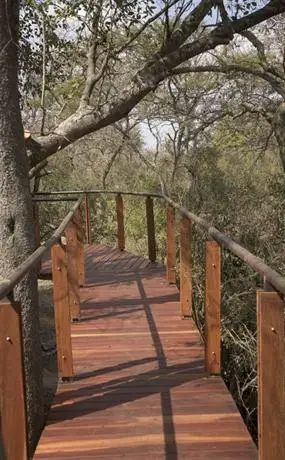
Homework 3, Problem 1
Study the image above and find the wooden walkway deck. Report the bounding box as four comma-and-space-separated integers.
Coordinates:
34, 245, 257, 459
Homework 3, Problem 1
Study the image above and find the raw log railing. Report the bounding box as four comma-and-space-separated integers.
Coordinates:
0, 189, 284, 460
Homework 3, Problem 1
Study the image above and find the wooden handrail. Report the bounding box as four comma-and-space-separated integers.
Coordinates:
0, 198, 82, 300
32, 196, 79, 202
162, 193, 285, 296
34, 189, 285, 295
34, 190, 162, 198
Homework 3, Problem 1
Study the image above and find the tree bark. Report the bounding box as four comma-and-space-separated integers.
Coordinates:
0, 1, 44, 454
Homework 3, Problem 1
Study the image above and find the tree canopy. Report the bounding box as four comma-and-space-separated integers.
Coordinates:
20, 0, 285, 169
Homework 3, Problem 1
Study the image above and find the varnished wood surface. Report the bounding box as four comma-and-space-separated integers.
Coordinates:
180, 217, 192, 317
0, 300, 28, 460
35, 244, 257, 459
205, 241, 221, 375
257, 291, 285, 460
51, 244, 73, 379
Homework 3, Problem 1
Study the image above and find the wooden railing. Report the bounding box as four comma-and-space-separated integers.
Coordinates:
0, 197, 84, 460
0, 189, 284, 460
162, 193, 285, 460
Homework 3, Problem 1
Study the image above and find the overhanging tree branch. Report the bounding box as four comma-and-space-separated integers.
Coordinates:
29, 0, 285, 166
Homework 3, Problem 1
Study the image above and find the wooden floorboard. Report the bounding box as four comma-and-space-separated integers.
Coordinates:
34, 245, 257, 459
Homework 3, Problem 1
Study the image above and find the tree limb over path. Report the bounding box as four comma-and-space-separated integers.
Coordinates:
30, 0, 285, 166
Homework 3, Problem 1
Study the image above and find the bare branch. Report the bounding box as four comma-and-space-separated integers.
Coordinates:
29, 159, 48, 179
241, 29, 285, 80
170, 63, 285, 98
116, 0, 181, 55
157, 0, 216, 58
240, 30, 266, 62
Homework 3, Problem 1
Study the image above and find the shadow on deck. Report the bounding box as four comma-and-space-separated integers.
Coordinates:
34, 245, 257, 459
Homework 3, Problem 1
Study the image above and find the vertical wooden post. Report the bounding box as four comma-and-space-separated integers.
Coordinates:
77, 240, 85, 288
85, 193, 91, 244
146, 196, 156, 262
65, 223, 80, 321
0, 300, 28, 460
257, 290, 284, 460
205, 240, 221, 375
33, 203, 41, 275
180, 216, 192, 317
166, 205, 176, 284
52, 243, 73, 378
33, 203, 41, 248
74, 208, 85, 287
263, 276, 275, 292
116, 193, 125, 251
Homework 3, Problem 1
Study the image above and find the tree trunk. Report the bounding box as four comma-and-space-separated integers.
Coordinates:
0, 1, 44, 455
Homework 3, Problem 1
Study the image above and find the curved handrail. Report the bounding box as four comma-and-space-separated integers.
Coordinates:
34, 190, 162, 198
0, 198, 82, 300
33, 189, 285, 295
162, 193, 285, 295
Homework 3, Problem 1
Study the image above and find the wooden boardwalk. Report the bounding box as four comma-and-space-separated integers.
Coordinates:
35, 245, 257, 459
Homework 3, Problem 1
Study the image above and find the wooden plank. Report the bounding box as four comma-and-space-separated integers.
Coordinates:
0, 299, 28, 460
146, 197, 156, 262
205, 240, 221, 375
180, 216, 192, 317
85, 194, 91, 244
166, 205, 176, 284
116, 194, 125, 251
257, 290, 284, 460
52, 243, 73, 378
65, 224, 81, 320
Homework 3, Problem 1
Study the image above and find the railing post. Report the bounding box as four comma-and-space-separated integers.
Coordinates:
84, 193, 91, 244
166, 205, 176, 284
116, 193, 125, 251
32, 203, 41, 248
180, 216, 192, 317
65, 223, 81, 321
257, 290, 284, 460
74, 207, 85, 287
52, 242, 73, 379
33, 203, 41, 275
77, 240, 85, 288
205, 240, 221, 375
0, 299, 28, 460
146, 196, 156, 262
